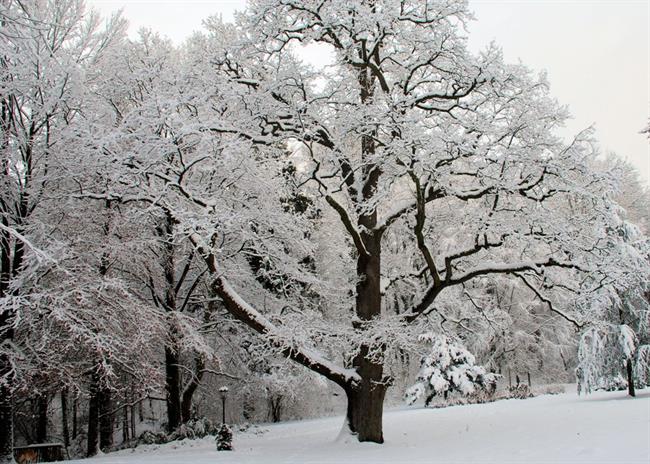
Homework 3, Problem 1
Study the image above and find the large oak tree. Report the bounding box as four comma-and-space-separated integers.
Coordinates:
100, 0, 626, 443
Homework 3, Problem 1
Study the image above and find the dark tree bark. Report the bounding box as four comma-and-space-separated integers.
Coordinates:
626, 358, 636, 397
122, 404, 129, 444
180, 355, 205, 423
87, 376, 100, 457
0, 238, 16, 463
130, 403, 136, 442
0, 372, 13, 463
36, 393, 48, 443
61, 390, 70, 449
340, 66, 389, 443
87, 365, 113, 456
345, 345, 388, 443
165, 347, 182, 432
346, 230, 388, 443
344, 383, 387, 443
99, 388, 113, 451
267, 395, 283, 423
158, 212, 184, 433
158, 213, 207, 429
71, 397, 78, 441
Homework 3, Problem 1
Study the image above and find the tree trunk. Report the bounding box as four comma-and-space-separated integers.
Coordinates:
179, 391, 194, 424
349, 222, 387, 443
160, 212, 183, 432
626, 358, 636, 397
0, 309, 15, 463
87, 378, 100, 457
0, 372, 13, 463
99, 388, 113, 451
344, 357, 387, 443
61, 390, 70, 449
122, 404, 129, 444
180, 354, 205, 423
130, 403, 136, 441
36, 393, 48, 443
165, 347, 182, 432
71, 397, 78, 440
344, 63, 389, 444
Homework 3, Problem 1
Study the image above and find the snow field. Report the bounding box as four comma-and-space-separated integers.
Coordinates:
70, 388, 650, 464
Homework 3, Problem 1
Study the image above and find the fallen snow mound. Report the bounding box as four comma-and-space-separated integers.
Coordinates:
71, 388, 650, 464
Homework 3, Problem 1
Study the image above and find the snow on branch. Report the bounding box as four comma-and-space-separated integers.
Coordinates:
325, 194, 369, 257
212, 274, 360, 388
403, 258, 587, 323
189, 228, 359, 387
0, 223, 55, 265
515, 273, 583, 328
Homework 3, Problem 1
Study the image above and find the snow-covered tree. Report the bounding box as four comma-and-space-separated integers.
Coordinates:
413, 275, 578, 386
405, 334, 498, 406
595, 153, 650, 234
577, 324, 635, 394
168, 0, 622, 443
577, 296, 650, 396
636, 344, 650, 387
0, 1, 130, 459
92, 30, 221, 434
80, 0, 634, 444
576, 215, 650, 397
2, 0, 640, 450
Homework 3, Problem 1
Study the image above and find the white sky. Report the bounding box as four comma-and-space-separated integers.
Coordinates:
88, 0, 650, 185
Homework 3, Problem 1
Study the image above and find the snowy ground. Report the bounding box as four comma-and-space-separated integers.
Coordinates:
72, 388, 650, 464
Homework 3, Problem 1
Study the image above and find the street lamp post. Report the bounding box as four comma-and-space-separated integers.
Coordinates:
216, 386, 232, 451
218, 386, 229, 424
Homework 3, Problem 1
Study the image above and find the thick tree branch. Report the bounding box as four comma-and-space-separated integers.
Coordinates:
443, 234, 506, 281
410, 172, 441, 285
325, 194, 369, 257
403, 257, 585, 323
193, 243, 360, 389
375, 185, 444, 233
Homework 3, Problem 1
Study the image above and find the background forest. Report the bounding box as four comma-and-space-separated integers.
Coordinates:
0, 0, 648, 461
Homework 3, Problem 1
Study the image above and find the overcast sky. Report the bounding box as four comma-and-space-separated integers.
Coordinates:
88, 0, 649, 185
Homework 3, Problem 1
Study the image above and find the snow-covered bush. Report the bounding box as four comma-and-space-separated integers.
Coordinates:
169, 417, 219, 441
405, 334, 499, 406
216, 424, 233, 451
137, 430, 168, 446
596, 374, 628, 392
532, 384, 565, 396
507, 384, 532, 399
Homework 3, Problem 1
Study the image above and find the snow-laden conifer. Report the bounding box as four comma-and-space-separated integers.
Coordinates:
406, 334, 498, 406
